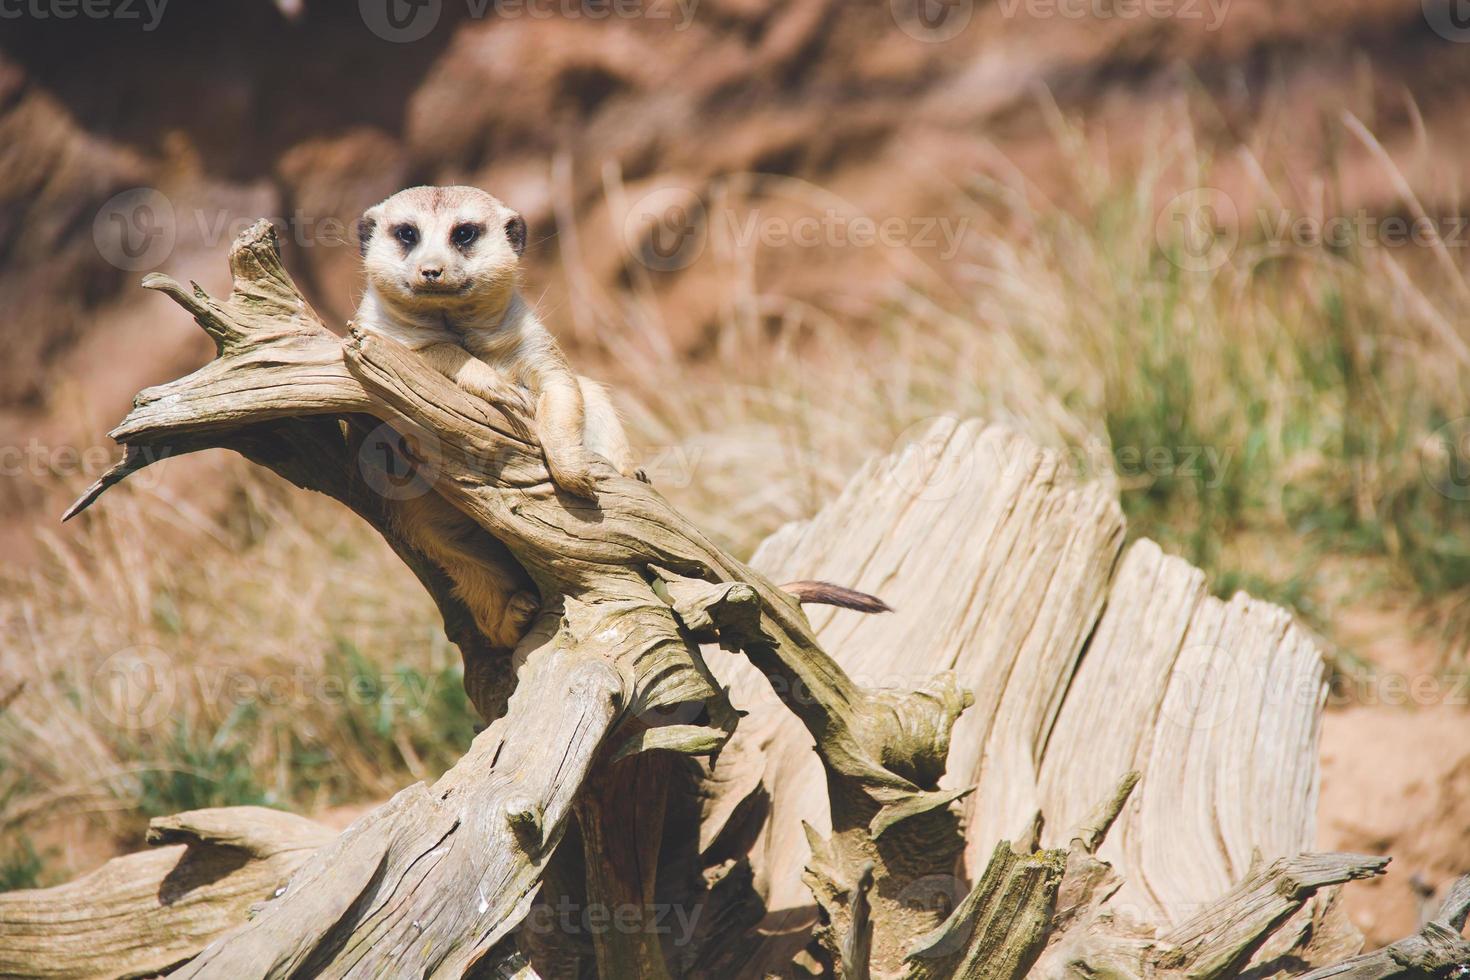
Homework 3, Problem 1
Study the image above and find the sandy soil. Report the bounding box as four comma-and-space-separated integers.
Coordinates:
1318, 603, 1470, 946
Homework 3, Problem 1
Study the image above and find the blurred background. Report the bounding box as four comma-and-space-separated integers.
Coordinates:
2, 0, 1469, 948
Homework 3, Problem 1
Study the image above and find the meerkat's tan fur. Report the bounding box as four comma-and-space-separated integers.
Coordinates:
354, 185, 637, 646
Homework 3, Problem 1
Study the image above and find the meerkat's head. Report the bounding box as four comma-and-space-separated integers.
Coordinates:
357, 185, 527, 323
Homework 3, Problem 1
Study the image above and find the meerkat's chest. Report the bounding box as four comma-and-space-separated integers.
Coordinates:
462, 330, 537, 386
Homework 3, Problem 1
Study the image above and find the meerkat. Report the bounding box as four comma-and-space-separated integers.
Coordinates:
354, 185, 889, 648
356, 185, 632, 497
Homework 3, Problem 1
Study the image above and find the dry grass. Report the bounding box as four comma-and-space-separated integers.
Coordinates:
583, 104, 1470, 628
0, 460, 473, 884
4, 100, 1469, 887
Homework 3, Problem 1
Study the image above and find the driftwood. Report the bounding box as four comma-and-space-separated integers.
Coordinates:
0, 807, 332, 979
1, 220, 1463, 977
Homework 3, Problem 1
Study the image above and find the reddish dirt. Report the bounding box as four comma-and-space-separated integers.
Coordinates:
1319, 603, 1470, 947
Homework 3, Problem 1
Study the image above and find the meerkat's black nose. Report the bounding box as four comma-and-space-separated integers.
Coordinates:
419, 266, 442, 281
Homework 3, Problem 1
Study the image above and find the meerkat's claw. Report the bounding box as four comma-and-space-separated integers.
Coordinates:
506, 591, 539, 630
472, 592, 540, 649
546, 448, 600, 500
459, 380, 497, 403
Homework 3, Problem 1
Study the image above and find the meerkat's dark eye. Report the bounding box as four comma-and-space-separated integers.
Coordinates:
393, 224, 419, 248
451, 223, 481, 248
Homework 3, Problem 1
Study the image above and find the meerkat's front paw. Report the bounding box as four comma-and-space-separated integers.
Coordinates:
506, 591, 539, 632
545, 445, 600, 499
475, 591, 540, 649
452, 359, 518, 406
458, 375, 510, 405
458, 379, 495, 402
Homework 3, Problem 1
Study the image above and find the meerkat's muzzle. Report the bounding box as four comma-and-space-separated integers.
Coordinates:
408, 274, 472, 296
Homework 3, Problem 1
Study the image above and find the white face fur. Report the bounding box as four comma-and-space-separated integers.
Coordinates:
358, 185, 528, 326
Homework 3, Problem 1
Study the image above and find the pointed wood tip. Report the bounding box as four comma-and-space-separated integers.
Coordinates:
60, 486, 97, 522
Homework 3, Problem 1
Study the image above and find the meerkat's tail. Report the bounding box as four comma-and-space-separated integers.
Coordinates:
781, 580, 893, 614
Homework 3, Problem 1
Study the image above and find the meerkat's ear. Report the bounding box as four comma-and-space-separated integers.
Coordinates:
357, 207, 381, 256
504, 214, 527, 256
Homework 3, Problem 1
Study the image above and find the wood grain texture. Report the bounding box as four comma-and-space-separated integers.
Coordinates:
724, 418, 1124, 915
0, 807, 332, 979
717, 415, 1350, 967
1041, 539, 1329, 929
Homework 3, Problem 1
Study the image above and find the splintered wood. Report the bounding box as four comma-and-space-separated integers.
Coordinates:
717, 417, 1342, 963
